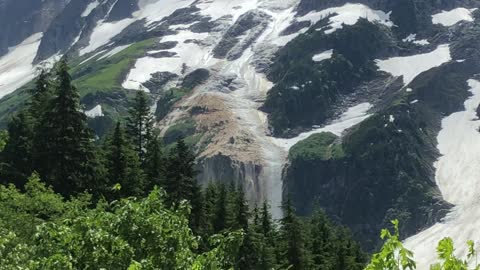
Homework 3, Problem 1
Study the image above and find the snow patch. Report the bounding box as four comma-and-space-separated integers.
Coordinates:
84, 104, 104, 118
432, 8, 477, 27
195, 0, 259, 22
0, 33, 43, 98
272, 103, 372, 152
312, 49, 333, 62
123, 30, 212, 90
97, 44, 132, 60
80, 18, 136, 56
375, 44, 451, 86
81, 0, 99, 17
79, 49, 107, 65
136, 0, 197, 25
299, 3, 393, 34
402, 34, 430, 45
405, 79, 480, 268
389, 115, 395, 123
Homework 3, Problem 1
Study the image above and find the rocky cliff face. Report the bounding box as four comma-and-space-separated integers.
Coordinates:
2, 0, 480, 251
0, 0, 68, 56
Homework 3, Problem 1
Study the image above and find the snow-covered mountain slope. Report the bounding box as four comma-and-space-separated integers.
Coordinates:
2, 0, 480, 258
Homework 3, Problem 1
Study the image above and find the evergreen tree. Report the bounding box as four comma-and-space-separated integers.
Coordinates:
1, 110, 34, 186
236, 226, 262, 270
164, 138, 198, 205
126, 90, 153, 163
203, 182, 219, 235
104, 122, 144, 199
235, 185, 249, 230
261, 201, 274, 237
279, 198, 312, 270
144, 132, 164, 191
34, 58, 102, 196
309, 210, 336, 270
225, 183, 239, 229
333, 228, 367, 270
214, 183, 229, 233
258, 201, 278, 269
29, 69, 52, 120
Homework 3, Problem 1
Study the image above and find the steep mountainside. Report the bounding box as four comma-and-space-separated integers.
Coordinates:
2, 0, 480, 261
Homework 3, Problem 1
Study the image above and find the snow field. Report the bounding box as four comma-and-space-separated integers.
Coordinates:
405, 80, 480, 269
432, 8, 477, 27
375, 44, 451, 86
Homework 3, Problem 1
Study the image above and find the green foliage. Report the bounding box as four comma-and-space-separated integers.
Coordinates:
0, 178, 243, 269
164, 138, 199, 206
127, 90, 154, 163
104, 122, 145, 198
279, 199, 313, 269
290, 132, 345, 162
0, 130, 7, 151
366, 221, 480, 270
34, 58, 103, 196
366, 220, 416, 270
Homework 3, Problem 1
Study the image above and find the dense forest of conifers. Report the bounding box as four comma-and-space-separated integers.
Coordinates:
0, 59, 478, 269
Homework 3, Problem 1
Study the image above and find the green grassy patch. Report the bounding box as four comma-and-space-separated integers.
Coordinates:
73, 39, 157, 95
289, 132, 344, 162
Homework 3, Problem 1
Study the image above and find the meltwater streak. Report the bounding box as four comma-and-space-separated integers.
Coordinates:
404, 80, 480, 269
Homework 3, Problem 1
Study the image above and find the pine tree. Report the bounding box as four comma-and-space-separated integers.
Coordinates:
279, 198, 312, 270
34, 58, 102, 196
104, 122, 144, 199
1, 110, 34, 186
164, 138, 198, 206
126, 90, 153, 163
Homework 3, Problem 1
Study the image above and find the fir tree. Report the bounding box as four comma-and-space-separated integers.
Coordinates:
279, 198, 312, 270
34, 58, 102, 196
104, 122, 144, 199
126, 90, 153, 163
1, 110, 34, 186
214, 183, 229, 233
235, 185, 249, 230
164, 138, 198, 206
202, 182, 219, 235
143, 132, 164, 191
257, 201, 278, 269
236, 226, 262, 270
29, 69, 52, 120
309, 210, 336, 270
